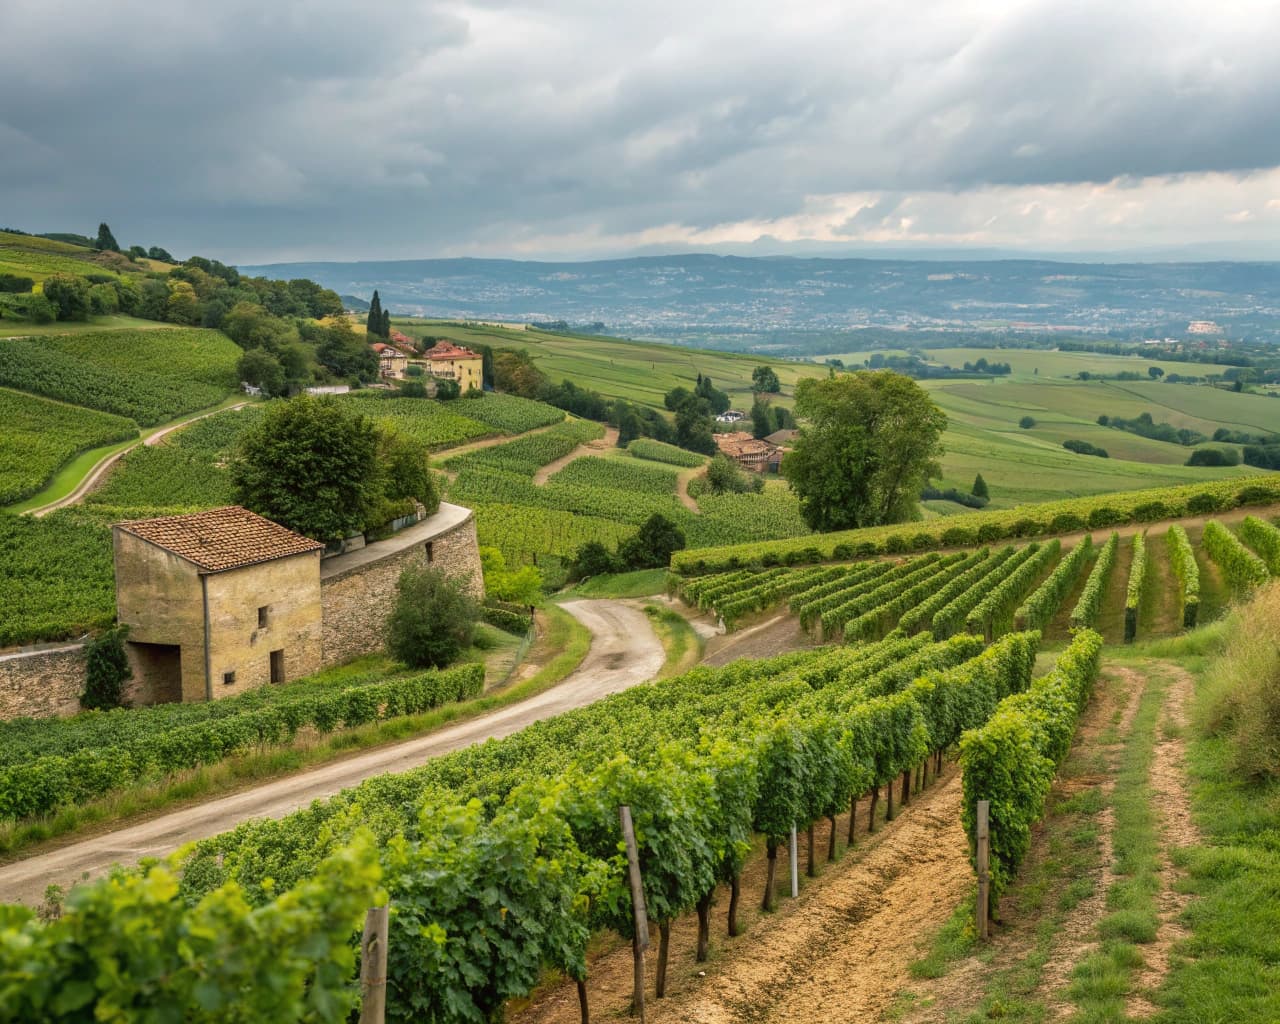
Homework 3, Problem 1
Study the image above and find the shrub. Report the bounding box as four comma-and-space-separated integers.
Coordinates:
0, 273, 34, 293
81, 625, 132, 711
569, 541, 621, 580
976, 522, 1005, 542
884, 534, 910, 554
1132, 501, 1168, 522
1063, 439, 1108, 458
1018, 416, 1036, 429
1236, 485, 1274, 506
619, 514, 687, 570
942, 526, 978, 546
1050, 512, 1085, 533
1187, 491, 1227, 515
385, 567, 480, 668
1186, 448, 1239, 467
831, 543, 855, 559
1087, 506, 1121, 528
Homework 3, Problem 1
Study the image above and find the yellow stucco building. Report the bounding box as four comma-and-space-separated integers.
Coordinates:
425, 340, 484, 392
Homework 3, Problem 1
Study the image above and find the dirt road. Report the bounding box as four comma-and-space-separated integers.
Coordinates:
532, 426, 620, 484
0, 599, 662, 906
27, 401, 251, 518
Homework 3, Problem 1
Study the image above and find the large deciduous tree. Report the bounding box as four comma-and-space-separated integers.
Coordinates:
751, 365, 781, 393
230, 395, 384, 541
782, 371, 945, 532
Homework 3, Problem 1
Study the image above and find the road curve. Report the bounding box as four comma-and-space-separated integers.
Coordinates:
0, 599, 663, 906
28, 402, 251, 518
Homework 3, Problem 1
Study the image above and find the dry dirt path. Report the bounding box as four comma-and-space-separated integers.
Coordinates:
514, 766, 973, 1024
0, 599, 662, 906
532, 426, 620, 485
26, 401, 252, 518
676, 465, 702, 513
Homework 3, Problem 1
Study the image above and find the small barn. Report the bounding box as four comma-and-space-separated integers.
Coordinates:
113, 507, 325, 703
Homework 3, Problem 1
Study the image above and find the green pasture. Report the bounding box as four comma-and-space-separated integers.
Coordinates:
393, 319, 821, 411
920, 346, 1239, 379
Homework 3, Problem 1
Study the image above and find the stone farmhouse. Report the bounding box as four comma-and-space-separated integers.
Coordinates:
0, 501, 484, 719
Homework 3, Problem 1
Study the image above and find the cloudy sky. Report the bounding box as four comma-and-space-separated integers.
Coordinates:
4, 0, 1279, 263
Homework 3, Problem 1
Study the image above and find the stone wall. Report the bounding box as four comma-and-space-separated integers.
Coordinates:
0, 642, 178, 719
321, 504, 484, 667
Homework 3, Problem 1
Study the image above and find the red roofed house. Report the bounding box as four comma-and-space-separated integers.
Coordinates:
370, 342, 410, 380
113, 507, 326, 702
714, 431, 784, 473
424, 340, 484, 392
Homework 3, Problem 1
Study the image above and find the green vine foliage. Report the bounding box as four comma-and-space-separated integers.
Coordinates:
0, 833, 381, 1023
1070, 532, 1120, 628
1166, 525, 1199, 628
1124, 533, 1148, 642
1202, 520, 1269, 591
1015, 536, 1092, 630
1237, 515, 1280, 576
959, 629, 1103, 904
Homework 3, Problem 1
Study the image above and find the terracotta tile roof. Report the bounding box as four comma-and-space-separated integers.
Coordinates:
425, 340, 480, 361
115, 506, 324, 573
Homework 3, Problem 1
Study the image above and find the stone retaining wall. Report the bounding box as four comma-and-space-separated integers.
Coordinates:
320, 508, 483, 667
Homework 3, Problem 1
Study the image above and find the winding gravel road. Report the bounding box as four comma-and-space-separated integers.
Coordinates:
0, 599, 663, 906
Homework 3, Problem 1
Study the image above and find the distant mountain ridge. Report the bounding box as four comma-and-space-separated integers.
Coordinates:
237, 253, 1280, 336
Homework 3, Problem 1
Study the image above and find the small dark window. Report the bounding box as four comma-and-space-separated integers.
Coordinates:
257, 605, 270, 628
270, 649, 285, 684
424, 542, 434, 563
223, 671, 236, 686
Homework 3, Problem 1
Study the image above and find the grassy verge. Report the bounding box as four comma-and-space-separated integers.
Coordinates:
899, 669, 1124, 1022
0, 605, 591, 861
644, 603, 703, 678
1152, 587, 1280, 1022
563, 568, 667, 599
1066, 664, 1167, 1021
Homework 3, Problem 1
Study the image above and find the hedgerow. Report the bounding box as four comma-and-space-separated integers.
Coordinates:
1070, 532, 1119, 629
671, 476, 1280, 573
960, 627, 1104, 905
0, 664, 484, 822
1202, 519, 1269, 591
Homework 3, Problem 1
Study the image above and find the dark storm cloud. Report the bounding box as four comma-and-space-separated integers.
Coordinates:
2, 0, 1277, 259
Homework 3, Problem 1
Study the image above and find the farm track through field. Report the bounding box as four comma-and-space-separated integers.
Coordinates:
532, 425, 620, 484
0, 599, 662, 906
25, 400, 251, 518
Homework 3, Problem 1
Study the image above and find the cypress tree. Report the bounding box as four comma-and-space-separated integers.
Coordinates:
381, 308, 391, 337
94, 222, 120, 252
366, 290, 383, 336
972, 473, 989, 499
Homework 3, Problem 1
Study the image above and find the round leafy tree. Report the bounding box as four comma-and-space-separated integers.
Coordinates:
386, 566, 480, 668
782, 371, 946, 532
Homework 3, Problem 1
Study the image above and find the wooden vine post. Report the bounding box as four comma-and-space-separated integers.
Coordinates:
976, 800, 991, 941
619, 806, 649, 1022
789, 824, 799, 898
360, 905, 389, 1024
